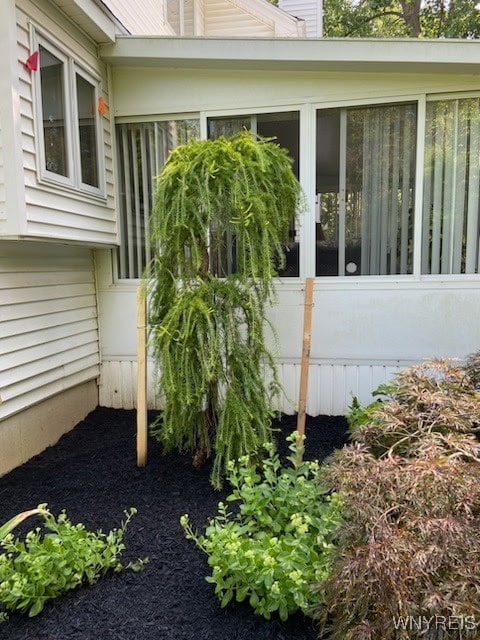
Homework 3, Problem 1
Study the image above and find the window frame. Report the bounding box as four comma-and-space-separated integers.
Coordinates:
112, 93, 480, 283
33, 31, 105, 199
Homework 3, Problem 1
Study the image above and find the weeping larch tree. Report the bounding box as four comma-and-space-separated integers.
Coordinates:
148, 131, 302, 487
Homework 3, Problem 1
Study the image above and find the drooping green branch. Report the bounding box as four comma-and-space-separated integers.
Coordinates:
148, 131, 302, 487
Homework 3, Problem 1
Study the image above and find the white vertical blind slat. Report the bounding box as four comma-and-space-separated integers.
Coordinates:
465, 100, 480, 274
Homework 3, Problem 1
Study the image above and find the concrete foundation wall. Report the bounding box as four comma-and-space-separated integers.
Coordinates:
0, 380, 98, 477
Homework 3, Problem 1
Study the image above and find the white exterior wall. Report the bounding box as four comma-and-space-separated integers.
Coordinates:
166, 0, 302, 37
0, 119, 5, 222
205, 0, 275, 36
98, 66, 480, 415
278, 0, 321, 37
11, 0, 117, 245
104, 0, 174, 35
0, 241, 100, 421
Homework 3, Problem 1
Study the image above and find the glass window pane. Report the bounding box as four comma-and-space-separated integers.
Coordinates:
76, 74, 99, 188
423, 98, 480, 274
316, 103, 417, 276
116, 120, 200, 279
39, 45, 68, 177
207, 117, 251, 139
207, 112, 300, 277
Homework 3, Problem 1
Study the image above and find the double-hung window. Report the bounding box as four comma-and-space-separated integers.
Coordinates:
35, 35, 104, 196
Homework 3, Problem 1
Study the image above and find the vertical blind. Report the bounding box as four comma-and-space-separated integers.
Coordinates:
355, 104, 416, 275
422, 97, 480, 274
116, 120, 200, 279
115, 101, 480, 280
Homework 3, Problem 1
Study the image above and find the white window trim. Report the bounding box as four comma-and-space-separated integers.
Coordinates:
33, 31, 106, 199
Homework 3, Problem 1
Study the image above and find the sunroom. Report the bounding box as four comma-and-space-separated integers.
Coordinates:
97, 37, 480, 415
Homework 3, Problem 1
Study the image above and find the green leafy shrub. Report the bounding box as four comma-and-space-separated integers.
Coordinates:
316, 358, 480, 640
181, 433, 343, 621
0, 505, 146, 620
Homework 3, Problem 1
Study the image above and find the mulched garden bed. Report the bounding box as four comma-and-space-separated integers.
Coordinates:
0, 408, 348, 640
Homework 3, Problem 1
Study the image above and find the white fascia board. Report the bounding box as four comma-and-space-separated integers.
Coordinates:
100, 36, 480, 73
50, 0, 119, 42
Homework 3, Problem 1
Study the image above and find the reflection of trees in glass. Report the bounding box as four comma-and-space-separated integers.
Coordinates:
423, 98, 480, 274
40, 45, 68, 177
76, 74, 98, 188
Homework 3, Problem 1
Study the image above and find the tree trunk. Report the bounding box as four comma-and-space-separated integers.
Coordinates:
399, 0, 422, 36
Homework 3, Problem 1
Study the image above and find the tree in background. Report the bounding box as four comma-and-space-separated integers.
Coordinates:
323, 0, 480, 38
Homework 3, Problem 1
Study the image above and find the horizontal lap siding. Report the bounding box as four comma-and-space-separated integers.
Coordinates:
278, 0, 319, 36
104, 0, 172, 34
16, 1, 117, 245
0, 243, 100, 420
205, 0, 274, 35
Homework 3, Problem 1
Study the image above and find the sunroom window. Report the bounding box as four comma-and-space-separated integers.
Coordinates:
116, 119, 200, 279
36, 36, 103, 195
422, 97, 480, 274
207, 111, 300, 277
114, 96, 480, 281
316, 103, 417, 276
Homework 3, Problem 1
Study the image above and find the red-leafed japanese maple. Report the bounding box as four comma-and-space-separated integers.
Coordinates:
316, 356, 480, 640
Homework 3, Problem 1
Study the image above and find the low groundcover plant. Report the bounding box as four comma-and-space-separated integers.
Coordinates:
181, 432, 343, 621
0, 505, 146, 621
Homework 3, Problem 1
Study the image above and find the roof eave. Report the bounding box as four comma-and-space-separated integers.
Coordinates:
99, 36, 480, 73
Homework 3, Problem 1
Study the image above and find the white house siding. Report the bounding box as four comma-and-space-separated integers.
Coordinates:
103, 0, 174, 35
278, 0, 320, 36
205, 0, 275, 36
0, 241, 100, 421
0, 120, 5, 222
165, 0, 301, 36
15, 0, 117, 245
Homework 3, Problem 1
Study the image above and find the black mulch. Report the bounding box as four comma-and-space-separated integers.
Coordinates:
0, 408, 348, 640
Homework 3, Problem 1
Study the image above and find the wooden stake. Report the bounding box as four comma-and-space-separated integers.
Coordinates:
136, 286, 148, 466
296, 277, 314, 443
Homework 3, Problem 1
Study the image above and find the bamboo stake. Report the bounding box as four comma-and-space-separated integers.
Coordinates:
136, 286, 148, 466
296, 277, 314, 446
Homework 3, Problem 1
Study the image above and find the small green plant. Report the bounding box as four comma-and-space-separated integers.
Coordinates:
0, 505, 146, 620
181, 433, 343, 621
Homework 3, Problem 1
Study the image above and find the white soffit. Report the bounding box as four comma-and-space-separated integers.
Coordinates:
50, 0, 119, 42
99, 36, 480, 73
